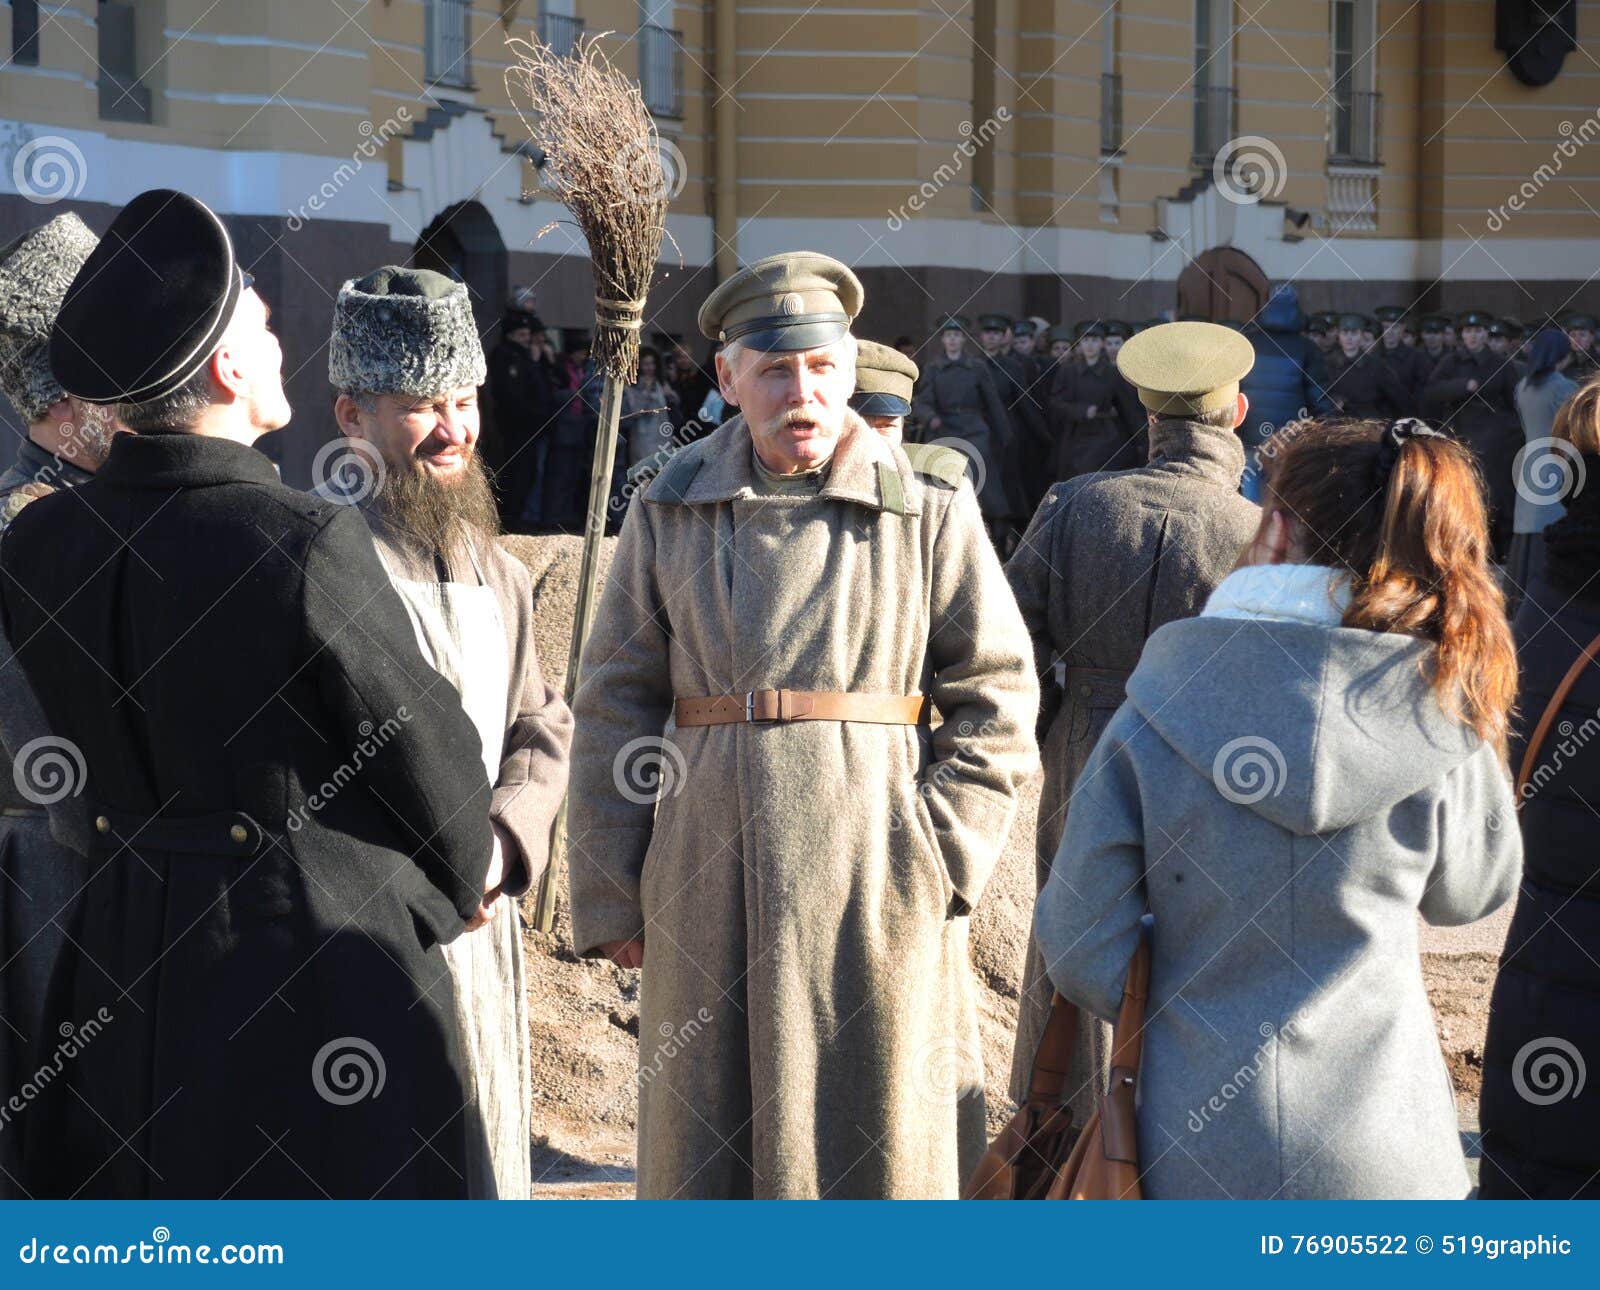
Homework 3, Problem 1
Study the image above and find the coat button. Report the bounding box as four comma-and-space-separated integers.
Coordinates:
230, 824, 249, 845
1078, 684, 1092, 698
94, 815, 111, 834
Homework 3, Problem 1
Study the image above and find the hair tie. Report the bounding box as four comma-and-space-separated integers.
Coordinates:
1376, 417, 1447, 484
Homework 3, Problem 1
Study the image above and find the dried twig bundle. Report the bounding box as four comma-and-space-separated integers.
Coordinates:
505, 33, 670, 383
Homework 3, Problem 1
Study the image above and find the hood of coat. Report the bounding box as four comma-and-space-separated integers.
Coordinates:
1255, 283, 1304, 333
1126, 614, 1480, 835
643, 407, 925, 515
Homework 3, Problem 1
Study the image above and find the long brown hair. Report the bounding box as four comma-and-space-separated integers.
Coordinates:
1259, 418, 1516, 758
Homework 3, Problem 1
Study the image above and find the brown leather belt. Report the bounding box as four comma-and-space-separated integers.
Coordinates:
674, 689, 928, 727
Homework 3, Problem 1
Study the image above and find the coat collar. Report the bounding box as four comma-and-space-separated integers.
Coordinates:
648, 409, 921, 516
96, 431, 282, 490
1147, 417, 1246, 488
13, 436, 95, 489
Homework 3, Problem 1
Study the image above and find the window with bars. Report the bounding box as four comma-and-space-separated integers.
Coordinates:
1100, 2, 1121, 155
1192, 0, 1234, 163
12, 0, 40, 66
539, 7, 585, 58
425, 0, 471, 89
1330, 0, 1380, 164
639, 24, 682, 118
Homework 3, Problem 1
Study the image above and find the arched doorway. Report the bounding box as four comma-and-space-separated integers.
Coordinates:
412, 200, 507, 332
1177, 246, 1269, 322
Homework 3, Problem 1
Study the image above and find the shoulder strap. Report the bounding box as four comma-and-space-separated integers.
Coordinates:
650, 452, 702, 504
1026, 929, 1151, 1110
901, 441, 968, 488
1517, 628, 1600, 807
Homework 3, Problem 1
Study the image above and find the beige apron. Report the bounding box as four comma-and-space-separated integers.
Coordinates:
377, 539, 530, 1200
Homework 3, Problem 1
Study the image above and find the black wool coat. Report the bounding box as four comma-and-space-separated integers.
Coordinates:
0, 433, 494, 1199
1480, 514, 1600, 1200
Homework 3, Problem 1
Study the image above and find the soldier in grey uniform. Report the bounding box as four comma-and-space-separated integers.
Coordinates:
1006, 322, 1261, 1123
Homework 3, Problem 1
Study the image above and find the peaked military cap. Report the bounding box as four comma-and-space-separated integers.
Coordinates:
1104, 319, 1132, 339
1116, 321, 1254, 416
0, 212, 98, 422
1047, 323, 1075, 344
328, 266, 487, 397
1565, 313, 1597, 331
698, 252, 863, 352
937, 314, 970, 334
51, 189, 243, 405
1077, 320, 1108, 339
850, 339, 918, 419
1420, 314, 1448, 334
1011, 319, 1037, 338
977, 313, 1012, 332
1305, 316, 1330, 335
1374, 305, 1407, 323
1338, 313, 1368, 332
1458, 310, 1494, 329
1314, 310, 1341, 330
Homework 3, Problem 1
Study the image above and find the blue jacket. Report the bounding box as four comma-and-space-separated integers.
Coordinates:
1239, 286, 1333, 450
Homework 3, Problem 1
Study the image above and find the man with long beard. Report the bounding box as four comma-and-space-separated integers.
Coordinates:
321, 266, 573, 1198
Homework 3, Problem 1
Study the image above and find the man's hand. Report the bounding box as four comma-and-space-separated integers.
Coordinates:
929, 416, 942, 431
1467, 379, 1479, 393
1086, 404, 1098, 419
464, 902, 493, 932
600, 939, 644, 969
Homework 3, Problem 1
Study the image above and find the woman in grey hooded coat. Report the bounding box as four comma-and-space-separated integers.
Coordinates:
1037, 418, 1523, 1199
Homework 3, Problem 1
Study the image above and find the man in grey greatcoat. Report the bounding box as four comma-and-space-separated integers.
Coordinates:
320, 266, 574, 1197
0, 211, 109, 1196
566, 253, 1038, 1199
1005, 321, 1262, 1119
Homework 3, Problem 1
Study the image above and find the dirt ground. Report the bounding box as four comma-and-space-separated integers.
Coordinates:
503, 534, 1508, 1199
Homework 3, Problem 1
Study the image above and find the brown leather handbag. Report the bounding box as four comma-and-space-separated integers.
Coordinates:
1515, 628, 1600, 807
964, 933, 1150, 1200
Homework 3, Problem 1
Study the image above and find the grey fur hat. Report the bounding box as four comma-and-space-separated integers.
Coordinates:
328, 266, 486, 397
0, 212, 98, 422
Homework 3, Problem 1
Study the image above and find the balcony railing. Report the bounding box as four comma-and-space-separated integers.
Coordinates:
639, 24, 683, 119
1192, 84, 1236, 164
425, 0, 472, 88
1330, 89, 1382, 166
1100, 72, 1124, 156
540, 10, 585, 59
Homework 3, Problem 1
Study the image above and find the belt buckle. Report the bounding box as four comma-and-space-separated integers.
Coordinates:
745, 689, 786, 723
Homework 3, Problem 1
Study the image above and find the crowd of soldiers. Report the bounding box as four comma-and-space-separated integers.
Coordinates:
892, 302, 1600, 558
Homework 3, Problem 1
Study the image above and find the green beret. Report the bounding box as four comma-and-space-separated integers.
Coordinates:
850, 339, 917, 418
698, 251, 863, 352
1115, 321, 1254, 417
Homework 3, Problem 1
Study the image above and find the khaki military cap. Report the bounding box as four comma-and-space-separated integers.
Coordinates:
698, 251, 863, 352
850, 340, 918, 418
1115, 321, 1255, 417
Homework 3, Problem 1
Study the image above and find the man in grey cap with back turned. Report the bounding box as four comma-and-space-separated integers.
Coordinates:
567, 251, 1038, 1198
0, 190, 495, 1198
0, 210, 110, 1197
1006, 321, 1261, 1124
322, 265, 573, 1198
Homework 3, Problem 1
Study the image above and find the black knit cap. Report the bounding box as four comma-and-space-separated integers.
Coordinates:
50, 189, 241, 405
